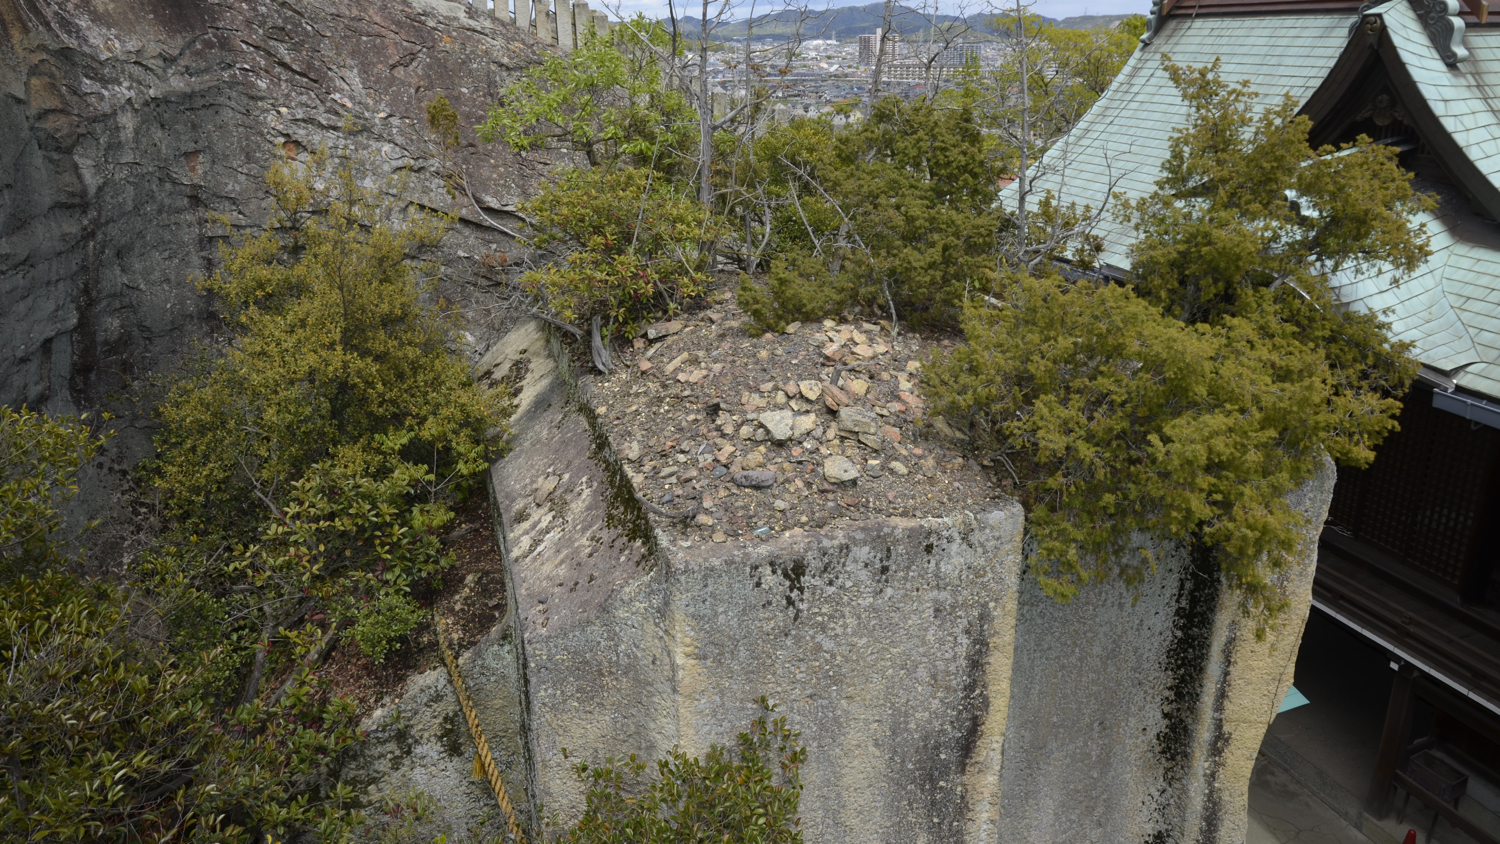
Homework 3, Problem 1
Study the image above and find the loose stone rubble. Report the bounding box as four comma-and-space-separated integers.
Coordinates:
592, 293, 999, 543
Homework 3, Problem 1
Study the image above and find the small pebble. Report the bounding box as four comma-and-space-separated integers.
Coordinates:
711, 465, 728, 479
732, 470, 777, 489
773, 499, 789, 511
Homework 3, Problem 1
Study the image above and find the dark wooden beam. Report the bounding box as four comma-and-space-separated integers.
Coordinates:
1368, 662, 1419, 817
1413, 676, 1500, 750
1393, 770, 1500, 844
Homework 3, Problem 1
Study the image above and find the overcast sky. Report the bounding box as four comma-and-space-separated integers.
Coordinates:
601, 0, 1152, 23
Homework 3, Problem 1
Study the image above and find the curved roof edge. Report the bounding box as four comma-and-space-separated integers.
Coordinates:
1141, 0, 1488, 52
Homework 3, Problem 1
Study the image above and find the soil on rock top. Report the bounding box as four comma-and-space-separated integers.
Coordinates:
586, 284, 1010, 544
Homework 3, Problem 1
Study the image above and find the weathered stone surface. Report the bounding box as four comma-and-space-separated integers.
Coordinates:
791, 413, 818, 440
356, 320, 1331, 843
461, 320, 1026, 843
731, 470, 776, 488
757, 409, 794, 442
645, 320, 684, 339
822, 455, 860, 483
835, 406, 879, 435
995, 459, 1335, 844
797, 380, 822, 401
1, 0, 556, 552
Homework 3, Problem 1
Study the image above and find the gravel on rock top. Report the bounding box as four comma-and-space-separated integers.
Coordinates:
585, 288, 1008, 544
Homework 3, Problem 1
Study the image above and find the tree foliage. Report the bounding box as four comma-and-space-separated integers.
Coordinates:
0, 408, 104, 579
520, 167, 726, 339
928, 275, 1340, 616
738, 98, 1002, 331
927, 61, 1428, 622
150, 149, 503, 699
1123, 60, 1429, 466
478, 23, 696, 171
970, 12, 1146, 152
556, 700, 805, 844
1, 411, 361, 844
153, 152, 497, 535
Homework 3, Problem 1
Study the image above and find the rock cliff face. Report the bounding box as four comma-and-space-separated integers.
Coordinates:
1, 0, 556, 546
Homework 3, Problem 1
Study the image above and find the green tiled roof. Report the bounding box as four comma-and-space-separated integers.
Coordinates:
1015, 12, 1354, 268
1017, 4, 1500, 401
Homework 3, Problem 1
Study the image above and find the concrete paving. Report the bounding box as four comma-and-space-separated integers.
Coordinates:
1249, 754, 1380, 844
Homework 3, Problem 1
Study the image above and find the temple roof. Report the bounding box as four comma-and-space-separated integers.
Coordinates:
1018, 0, 1500, 400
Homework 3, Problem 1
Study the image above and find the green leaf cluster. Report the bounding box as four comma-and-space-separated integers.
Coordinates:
556, 699, 805, 844
738, 98, 1003, 331
150, 150, 504, 679
927, 61, 1428, 623
1, 411, 361, 843
0, 408, 105, 578
520, 167, 725, 338
963, 13, 1146, 160
928, 274, 1338, 617
1122, 60, 1428, 467
477, 23, 697, 171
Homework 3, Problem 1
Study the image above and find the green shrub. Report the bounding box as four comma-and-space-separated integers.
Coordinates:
151, 150, 504, 681
346, 591, 428, 664
927, 62, 1428, 624
736, 252, 853, 333
928, 274, 1335, 618
556, 699, 805, 844
745, 98, 1002, 329
0, 407, 105, 578
0, 410, 360, 843
521, 167, 725, 339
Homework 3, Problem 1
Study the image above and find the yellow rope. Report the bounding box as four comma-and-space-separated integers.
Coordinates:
436, 619, 527, 843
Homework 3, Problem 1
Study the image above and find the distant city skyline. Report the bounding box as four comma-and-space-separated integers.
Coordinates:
601, 0, 1151, 25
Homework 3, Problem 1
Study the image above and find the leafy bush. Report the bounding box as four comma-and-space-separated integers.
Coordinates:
0, 407, 105, 578
153, 152, 500, 538
1122, 60, 1428, 467
928, 275, 1336, 617
521, 167, 725, 339
151, 151, 503, 676
477, 23, 696, 172
556, 699, 805, 844
927, 62, 1428, 623
740, 98, 1002, 330
1, 410, 360, 843
735, 251, 851, 333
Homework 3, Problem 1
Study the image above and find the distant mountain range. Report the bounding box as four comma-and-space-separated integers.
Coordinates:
671, 3, 1135, 40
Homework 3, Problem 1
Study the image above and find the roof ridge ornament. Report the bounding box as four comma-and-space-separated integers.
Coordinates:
1139, 0, 1172, 45
1408, 0, 1469, 65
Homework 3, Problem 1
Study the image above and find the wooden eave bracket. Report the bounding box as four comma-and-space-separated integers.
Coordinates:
1462, 0, 1489, 24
